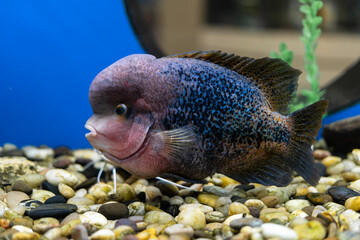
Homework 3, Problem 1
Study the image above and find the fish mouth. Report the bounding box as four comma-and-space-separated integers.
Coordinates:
85, 124, 97, 138
94, 132, 151, 165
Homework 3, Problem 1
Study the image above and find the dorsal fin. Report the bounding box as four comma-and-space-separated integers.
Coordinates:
164, 50, 301, 115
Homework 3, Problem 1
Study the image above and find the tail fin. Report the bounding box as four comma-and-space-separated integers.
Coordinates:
287, 100, 328, 185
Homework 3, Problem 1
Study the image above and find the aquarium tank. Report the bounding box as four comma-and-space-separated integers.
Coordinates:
1, 1, 360, 239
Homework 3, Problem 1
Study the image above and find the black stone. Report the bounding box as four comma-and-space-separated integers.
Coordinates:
315, 162, 327, 177
75, 158, 93, 166
42, 181, 60, 195
160, 200, 170, 211
293, 195, 308, 200
234, 184, 255, 191
323, 115, 360, 154
19, 199, 44, 215
137, 192, 146, 203
115, 218, 138, 231
156, 181, 179, 197
166, 204, 180, 217
28, 203, 77, 219
327, 186, 360, 205
81, 165, 99, 178
45, 195, 67, 204
230, 196, 246, 204
248, 206, 260, 218
98, 203, 129, 220
75, 177, 97, 190
230, 218, 263, 231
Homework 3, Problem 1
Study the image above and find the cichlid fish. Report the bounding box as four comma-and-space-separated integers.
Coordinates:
85, 51, 328, 186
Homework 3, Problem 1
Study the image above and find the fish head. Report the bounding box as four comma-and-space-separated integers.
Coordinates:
85, 54, 172, 178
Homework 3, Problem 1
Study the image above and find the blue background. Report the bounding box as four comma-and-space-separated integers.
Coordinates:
0, 1, 144, 148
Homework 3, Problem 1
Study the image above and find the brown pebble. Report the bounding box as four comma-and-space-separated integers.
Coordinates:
248, 207, 260, 218
72, 224, 88, 240
260, 195, 279, 208
53, 157, 73, 169
0, 219, 10, 229
123, 235, 140, 240
302, 206, 315, 216
313, 149, 331, 160
306, 193, 333, 205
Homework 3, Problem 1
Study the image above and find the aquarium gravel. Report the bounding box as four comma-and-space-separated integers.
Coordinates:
0, 143, 360, 240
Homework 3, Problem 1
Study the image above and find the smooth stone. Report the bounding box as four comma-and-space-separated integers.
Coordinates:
12, 232, 40, 240
327, 186, 360, 205
342, 172, 360, 182
12, 217, 34, 228
285, 199, 311, 213
244, 199, 267, 210
248, 206, 260, 218
348, 179, 360, 191
75, 177, 97, 190
260, 195, 280, 208
128, 201, 146, 216
19, 199, 43, 214
166, 204, 180, 217
45, 195, 67, 204
58, 183, 75, 199
11, 180, 33, 195
79, 211, 107, 228
115, 184, 136, 202
260, 208, 290, 224
115, 218, 138, 231
33, 217, 60, 233
5, 191, 29, 209
113, 225, 135, 240
184, 196, 198, 204
145, 186, 162, 200
228, 202, 250, 215
306, 193, 333, 205
321, 156, 341, 167
215, 196, 231, 217
338, 231, 360, 240
28, 203, 77, 219
293, 220, 326, 240
343, 160, 357, 171
60, 212, 80, 226
0, 157, 37, 185
327, 162, 345, 175
31, 189, 56, 202
74, 188, 87, 198
144, 211, 175, 224
345, 196, 360, 211
45, 169, 78, 187
205, 211, 225, 223
197, 193, 219, 208
67, 196, 94, 206
223, 213, 252, 226
164, 223, 194, 237
42, 181, 61, 195
98, 202, 129, 220
71, 224, 88, 240
53, 146, 72, 157
203, 185, 231, 196
53, 156, 74, 169
324, 202, 346, 214
44, 227, 62, 240
261, 223, 298, 240
230, 218, 263, 230
177, 207, 206, 230
156, 181, 179, 197
88, 182, 113, 200
179, 203, 213, 213
204, 222, 223, 232
339, 209, 360, 230
311, 205, 326, 217
313, 149, 331, 160
23, 147, 54, 160
168, 196, 184, 206
90, 229, 115, 240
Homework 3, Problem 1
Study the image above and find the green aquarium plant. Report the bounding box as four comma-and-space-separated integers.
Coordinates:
271, 0, 325, 113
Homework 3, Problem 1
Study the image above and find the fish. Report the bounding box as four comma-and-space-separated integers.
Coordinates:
85, 50, 328, 187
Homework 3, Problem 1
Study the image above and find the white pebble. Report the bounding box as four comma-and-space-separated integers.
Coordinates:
44, 228, 62, 240
179, 203, 213, 213
80, 211, 107, 228
12, 225, 33, 233
90, 229, 115, 240
23, 146, 54, 160
45, 169, 78, 187
261, 223, 298, 240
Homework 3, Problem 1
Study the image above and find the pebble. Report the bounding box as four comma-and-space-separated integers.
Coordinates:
321, 156, 341, 167
19, 199, 43, 214
169, 195, 184, 206
72, 224, 89, 240
260, 195, 280, 208
156, 181, 179, 197
313, 149, 331, 160
5, 191, 29, 209
292, 220, 327, 240
260, 208, 290, 224
23, 146, 54, 160
348, 179, 360, 191
42, 181, 61, 195
345, 196, 360, 211
261, 223, 298, 240
306, 192, 333, 205
113, 225, 135, 239
128, 201, 146, 216
203, 185, 231, 196
164, 224, 194, 237
285, 199, 311, 213
179, 203, 213, 213
177, 207, 206, 230
45, 195, 67, 204
11, 179, 33, 195
90, 229, 115, 240
31, 189, 56, 202
67, 196, 95, 206
98, 202, 129, 220
223, 213, 252, 225
214, 197, 231, 216
327, 186, 360, 205
89, 182, 114, 200
33, 217, 60, 233
44, 227, 62, 240
115, 218, 138, 231
80, 211, 108, 228
230, 218, 263, 230
205, 211, 225, 222
45, 169, 78, 187
228, 202, 250, 215
28, 203, 77, 219
0, 157, 37, 185
327, 162, 345, 175
244, 199, 266, 210
144, 211, 175, 224
197, 193, 219, 208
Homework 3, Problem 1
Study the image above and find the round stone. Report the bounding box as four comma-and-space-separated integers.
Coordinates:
248, 206, 261, 218
53, 156, 74, 169
321, 156, 341, 167
98, 203, 129, 220
44, 227, 62, 240
345, 196, 360, 211
293, 220, 327, 240
113, 226, 135, 240
144, 211, 175, 224
244, 199, 267, 210
313, 149, 331, 160
230, 218, 263, 231
90, 229, 115, 240
326, 162, 345, 175
228, 202, 250, 215
205, 211, 225, 223
260, 208, 290, 224
5, 191, 29, 209
285, 199, 311, 213
164, 223, 194, 237
177, 207, 206, 230
33, 217, 60, 233
31, 189, 56, 202
215, 197, 231, 217
58, 183, 75, 199
42, 181, 61, 195
44, 195, 67, 204
327, 186, 360, 205
261, 223, 298, 240
71, 224, 88, 240
115, 218, 138, 231
79, 211, 107, 228
45, 169, 78, 187
19, 199, 44, 214
306, 193, 333, 205
67, 197, 94, 206
28, 203, 77, 219
260, 195, 280, 208
11, 180, 33, 195
179, 204, 213, 213
0, 157, 37, 185
203, 185, 231, 196
197, 193, 219, 208
156, 181, 179, 197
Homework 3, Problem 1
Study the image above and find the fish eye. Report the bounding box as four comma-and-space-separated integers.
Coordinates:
114, 104, 128, 116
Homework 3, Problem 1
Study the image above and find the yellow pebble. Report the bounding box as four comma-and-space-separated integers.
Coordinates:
197, 193, 219, 208
220, 176, 238, 187
136, 231, 150, 240
321, 156, 341, 167
12, 232, 40, 240
345, 196, 360, 211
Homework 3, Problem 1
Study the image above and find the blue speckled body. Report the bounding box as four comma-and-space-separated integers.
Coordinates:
157, 58, 290, 181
